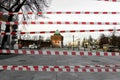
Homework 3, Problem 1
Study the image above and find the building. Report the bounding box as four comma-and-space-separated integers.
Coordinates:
51, 30, 63, 48
67, 38, 81, 48
18, 39, 52, 49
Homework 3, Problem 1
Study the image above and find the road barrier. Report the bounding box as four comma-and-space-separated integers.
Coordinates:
0, 65, 120, 72
0, 11, 120, 15
1, 64, 120, 68
0, 49, 120, 56
0, 21, 120, 25
0, 29, 119, 35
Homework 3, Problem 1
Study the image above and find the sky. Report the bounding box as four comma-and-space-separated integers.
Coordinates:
19, 0, 120, 44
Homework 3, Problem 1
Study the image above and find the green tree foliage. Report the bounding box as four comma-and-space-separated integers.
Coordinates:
99, 34, 109, 48
88, 35, 93, 46
109, 31, 120, 48
99, 31, 120, 49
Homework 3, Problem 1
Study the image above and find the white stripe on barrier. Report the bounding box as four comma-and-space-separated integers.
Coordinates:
0, 65, 120, 72
0, 21, 120, 25
0, 50, 120, 56
0, 29, 119, 35
0, 11, 120, 15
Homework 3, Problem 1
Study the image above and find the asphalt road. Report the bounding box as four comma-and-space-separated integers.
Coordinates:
0, 49, 120, 80
0, 54, 20, 60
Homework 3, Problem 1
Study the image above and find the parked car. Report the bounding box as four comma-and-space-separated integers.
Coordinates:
107, 46, 120, 52
29, 43, 37, 49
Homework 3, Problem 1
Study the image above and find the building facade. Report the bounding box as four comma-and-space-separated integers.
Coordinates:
51, 30, 63, 48
18, 39, 52, 49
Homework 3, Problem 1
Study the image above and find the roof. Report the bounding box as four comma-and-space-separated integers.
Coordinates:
54, 30, 61, 35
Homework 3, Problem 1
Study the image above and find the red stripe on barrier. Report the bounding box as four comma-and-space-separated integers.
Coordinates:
113, 22, 117, 25
90, 30, 95, 32
31, 22, 36, 24
50, 31, 55, 33
60, 30, 66, 33
8, 12, 14, 15
94, 12, 99, 14
22, 21, 27, 24
28, 12, 33, 14
65, 22, 70, 24
14, 22, 19, 25
46, 51, 52, 55
82, 22, 86, 24
20, 32, 26, 34
96, 52, 100, 56
85, 12, 90, 14
30, 32, 35, 34
57, 21, 62, 24
56, 12, 62, 14
71, 51, 76, 55
37, 12, 42, 14
76, 12, 81, 14
103, 12, 108, 14
70, 30, 76, 32
66, 12, 72, 14
99, 30, 104, 32
108, 29, 113, 31
40, 31, 45, 33
73, 22, 78, 24
40, 22, 44, 24
105, 22, 110, 25
112, 12, 117, 14
97, 22, 102, 25
118, 29, 120, 31
80, 30, 85, 32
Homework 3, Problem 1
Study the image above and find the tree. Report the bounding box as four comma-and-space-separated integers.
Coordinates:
82, 38, 85, 47
99, 34, 109, 48
109, 29, 120, 47
88, 35, 93, 46
0, 0, 51, 49
45, 37, 51, 42
116, 36, 120, 48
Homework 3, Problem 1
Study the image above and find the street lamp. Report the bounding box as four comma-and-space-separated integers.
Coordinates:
73, 35, 74, 50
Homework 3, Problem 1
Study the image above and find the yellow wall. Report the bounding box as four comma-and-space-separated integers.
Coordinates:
51, 35, 63, 47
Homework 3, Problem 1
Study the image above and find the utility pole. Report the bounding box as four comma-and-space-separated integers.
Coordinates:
73, 35, 74, 50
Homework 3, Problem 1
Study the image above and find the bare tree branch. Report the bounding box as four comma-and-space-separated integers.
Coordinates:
14, 0, 26, 12
0, 0, 52, 49
43, 0, 49, 7
0, 5, 9, 11
9, 0, 20, 11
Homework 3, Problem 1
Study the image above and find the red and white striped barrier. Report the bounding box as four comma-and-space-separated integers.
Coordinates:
0, 49, 120, 56
1, 29, 119, 35
1, 64, 120, 69
0, 21, 120, 25
97, 0, 118, 2
0, 65, 120, 72
0, 11, 120, 15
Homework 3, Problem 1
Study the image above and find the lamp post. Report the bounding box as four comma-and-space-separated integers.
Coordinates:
73, 35, 74, 50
